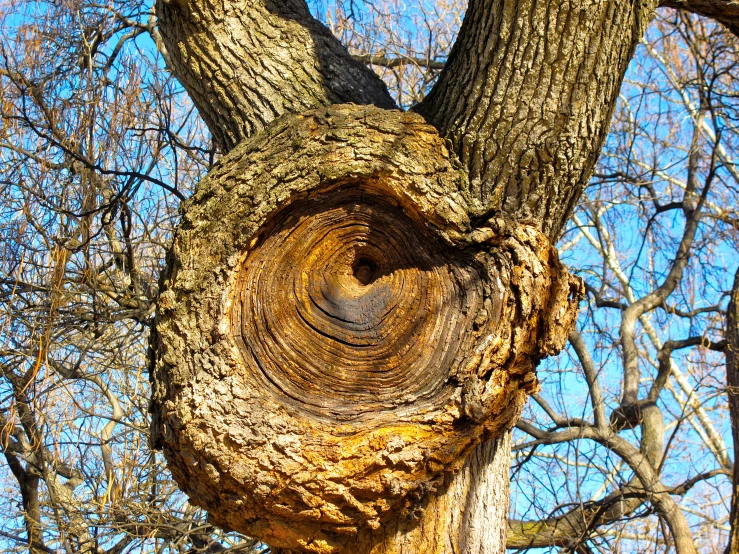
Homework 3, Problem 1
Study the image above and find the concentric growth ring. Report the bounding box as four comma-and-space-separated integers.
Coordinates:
231, 187, 483, 421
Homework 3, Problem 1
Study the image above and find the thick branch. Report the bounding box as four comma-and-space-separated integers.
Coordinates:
155, 0, 395, 151
511, 391, 667, 551
508, 468, 727, 549
416, 0, 658, 240
513, 422, 696, 553
507, 487, 647, 550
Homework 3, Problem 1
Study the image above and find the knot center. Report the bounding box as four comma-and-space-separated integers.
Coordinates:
352, 257, 378, 286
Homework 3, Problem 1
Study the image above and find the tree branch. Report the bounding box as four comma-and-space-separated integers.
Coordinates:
507, 488, 649, 549
155, 0, 395, 151
507, 467, 728, 549
659, 0, 739, 37
619, 122, 715, 407
514, 422, 696, 552
353, 53, 445, 71
569, 329, 608, 428
415, 0, 659, 239
725, 267, 739, 553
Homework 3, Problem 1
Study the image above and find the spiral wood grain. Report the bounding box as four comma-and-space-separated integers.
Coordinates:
232, 187, 483, 422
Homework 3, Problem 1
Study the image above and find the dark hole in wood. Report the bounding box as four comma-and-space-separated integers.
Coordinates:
352, 257, 378, 286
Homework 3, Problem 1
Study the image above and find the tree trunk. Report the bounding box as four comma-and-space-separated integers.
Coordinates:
272, 434, 512, 554
146, 0, 723, 551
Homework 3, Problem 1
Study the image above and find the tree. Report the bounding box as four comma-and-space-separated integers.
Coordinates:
0, 0, 738, 553
146, 0, 739, 552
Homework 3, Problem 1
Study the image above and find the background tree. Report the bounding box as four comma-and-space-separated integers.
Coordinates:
0, 0, 737, 553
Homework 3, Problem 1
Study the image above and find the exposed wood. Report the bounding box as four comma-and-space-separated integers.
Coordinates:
147, 0, 716, 551
150, 105, 583, 553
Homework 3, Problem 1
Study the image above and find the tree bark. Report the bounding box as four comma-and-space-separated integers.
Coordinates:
146, 0, 713, 551
272, 433, 512, 554
156, 0, 661, 240
155, 0, 395, 151
415, 0, 658, 239
150, 105, 582, 553
659, 0, 739, 37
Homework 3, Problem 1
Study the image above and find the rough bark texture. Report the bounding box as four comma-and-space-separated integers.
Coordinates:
156, 0, 660, 240
149, 0, 682, 550
415, 0, 658, 239
150, 105, 583, 553
155, 0, 395, 151
727, 268, 739, 554
273, 433, 512, 554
